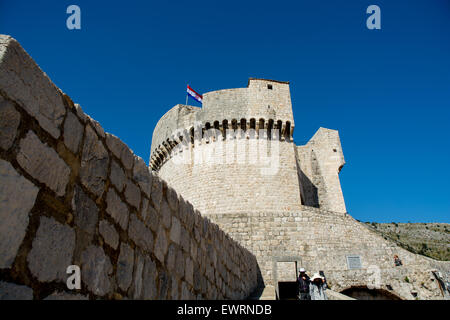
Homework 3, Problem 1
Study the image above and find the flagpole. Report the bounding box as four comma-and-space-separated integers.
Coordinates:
185, 84, 189, 105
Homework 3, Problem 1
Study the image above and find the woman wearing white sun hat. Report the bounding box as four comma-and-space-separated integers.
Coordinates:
309, 273, 328, 300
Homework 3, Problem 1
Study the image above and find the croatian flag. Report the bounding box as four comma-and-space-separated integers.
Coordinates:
187, 85, 203, 104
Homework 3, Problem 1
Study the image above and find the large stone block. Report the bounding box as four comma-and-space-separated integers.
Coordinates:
106, 188, 129, 230
166, 244, 177, 273
179, 226, 190, 253
130, 251, 145, 299
0, 97, 20, 150
146, 206, 160, 233
0, 281, 33, 300
0, 35, 66, 139
27, 216, 76, 282
110, 160, 126, 192
169, 217, 181, 245
180, 281, 194, 300
80, 125, 109, 197
74, 103, 88, 123
99, 219, 119, 250
175, 248, 185, 279
0, 160, 38, 268
17, 131, 70, 196
80, 245, 113, 296
105, 133, 134, 171
185, 257, 194, 286
140, 197, 150, 221
117, 243, 134, 291
124, 179, 141, 209
128, 214, 153, 253
142, 256, 157, 300
63, 111, 84, 153
157, 270, 169, 300
166, 186, 179, 214
72, 185, 98, 235
133, 156, 152, 197
170, 276, 179, 300
154, 225, 168, 263
150, 175, 163, 212
160, 198, 172, 229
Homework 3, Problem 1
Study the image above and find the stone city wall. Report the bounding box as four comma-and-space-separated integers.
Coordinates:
205, 207, 450, 300
0, 35, 259, 300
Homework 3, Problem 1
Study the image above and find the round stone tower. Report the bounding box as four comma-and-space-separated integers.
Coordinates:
150, 78, 303, 216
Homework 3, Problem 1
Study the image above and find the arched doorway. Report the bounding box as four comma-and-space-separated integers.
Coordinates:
340, 286, 402, 300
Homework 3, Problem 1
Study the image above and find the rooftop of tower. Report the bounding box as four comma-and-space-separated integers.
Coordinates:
247, 78, 290, 86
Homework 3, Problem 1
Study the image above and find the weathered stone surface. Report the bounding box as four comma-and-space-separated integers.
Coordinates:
105, 133, 134, 171
44, 291, 88, 300
74, 103, 88, 123
110, 160, 126, 192
146, 206, 160, 233
169, 217, 181, 245
170, 276, 179, 300
17, 131, 70, 196
117, 243, 134, 291
99, 220, 119, 250
180, 281, 193, 300
185, 257, 194, 286
72, 185, 98, 235
89, 118, 105, 138
175, 249, 185, 279
0, 281, 33, 300
80, 125, 109, 197
166, 186, 179, 213
140, 197, 149, 221
106, 188, 129, 230
128, 214, 153, 252
63, 111, 83, 153
166, 244, 177, 273
131, 251, 144, 299
154, 225, 168, 263
0, 35, 65, 139
0, 97, 20, 150
160, 198, 172, 229
133, 156, 152, 197
80, 245, 113, 296
157, 270, 169, 299
124, 179, 141, 209
179, 225, 190, 253
142, 256, 157, 300
27, 216, 75, 282
0, 160, 38, 268
150, 175, 163, 212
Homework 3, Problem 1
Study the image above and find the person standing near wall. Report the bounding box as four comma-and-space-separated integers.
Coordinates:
309, 273, 328, 300
297, 268, 311, 300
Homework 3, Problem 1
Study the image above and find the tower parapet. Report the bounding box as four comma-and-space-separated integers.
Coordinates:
150, 79, 295, 171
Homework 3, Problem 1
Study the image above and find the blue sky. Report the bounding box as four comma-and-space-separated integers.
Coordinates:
1, 1, 449, 223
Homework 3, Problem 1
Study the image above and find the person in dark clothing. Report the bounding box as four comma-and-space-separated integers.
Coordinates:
297, 268, 311, 300
394, 255, 403, 266
319, 271, 329, 289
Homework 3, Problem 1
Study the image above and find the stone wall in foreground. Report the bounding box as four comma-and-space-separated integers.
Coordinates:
0, 35, 259, 300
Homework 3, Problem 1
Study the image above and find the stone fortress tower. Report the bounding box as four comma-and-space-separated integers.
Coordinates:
151, 79, 450, 299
